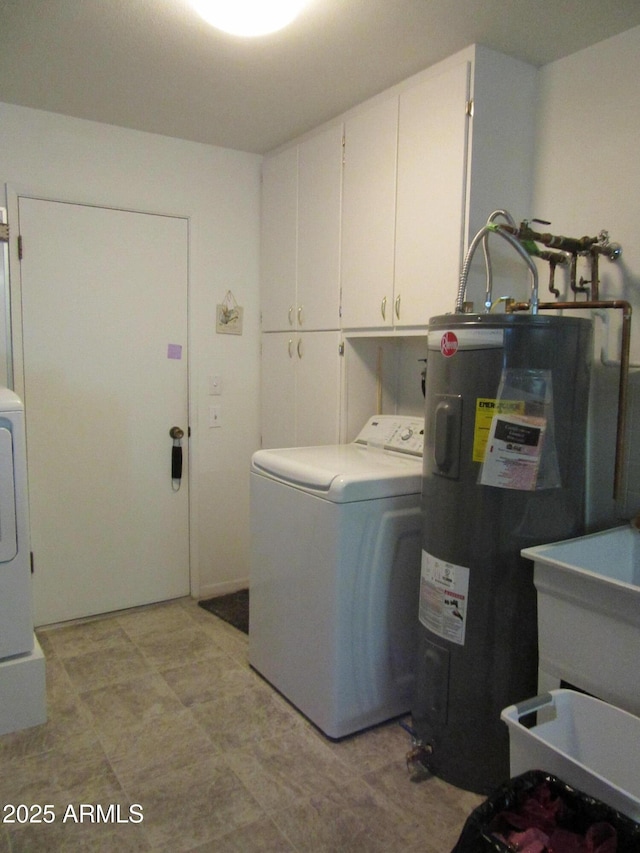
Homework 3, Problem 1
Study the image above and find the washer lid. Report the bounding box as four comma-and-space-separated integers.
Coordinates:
251, 443, 423, 502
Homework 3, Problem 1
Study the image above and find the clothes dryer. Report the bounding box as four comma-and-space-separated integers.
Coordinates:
0, 388, 46, 735
249, 415, 424, 738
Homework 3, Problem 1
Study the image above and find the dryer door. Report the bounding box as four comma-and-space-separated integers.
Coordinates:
0, 426, 18, 563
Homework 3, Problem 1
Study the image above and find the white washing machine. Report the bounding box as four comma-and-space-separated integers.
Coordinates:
248, 415, 424, 739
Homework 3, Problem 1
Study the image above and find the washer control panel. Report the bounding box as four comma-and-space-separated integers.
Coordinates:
354, 415, 425, 456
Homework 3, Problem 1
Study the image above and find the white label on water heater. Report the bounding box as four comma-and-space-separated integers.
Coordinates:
479, 413, 546, 490
419, 551, 469, 646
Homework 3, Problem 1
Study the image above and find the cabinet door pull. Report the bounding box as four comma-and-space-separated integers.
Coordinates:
381, 296, 387, 321
297, 337, 303, 359
297, 305, 303, 326
288, 338, 294, 358
395, 294, 401, 320
288, 306, 294, 326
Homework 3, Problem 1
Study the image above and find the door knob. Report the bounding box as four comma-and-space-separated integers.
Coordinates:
170, 426, 184, 488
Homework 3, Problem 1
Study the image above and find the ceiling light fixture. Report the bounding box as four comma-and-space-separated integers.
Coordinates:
189, 1, 312, 37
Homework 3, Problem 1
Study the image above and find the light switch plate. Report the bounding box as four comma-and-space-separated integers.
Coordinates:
209, 375, 222, 396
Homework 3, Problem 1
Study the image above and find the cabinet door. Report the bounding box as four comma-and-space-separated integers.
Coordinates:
395, 61, 471, 325
296, 332, 341, 446
260, 332, 341, 449
260, 332, 296, 448
261, 147, 298, 332
341, 97, 398, 328
297, 125, 343, 331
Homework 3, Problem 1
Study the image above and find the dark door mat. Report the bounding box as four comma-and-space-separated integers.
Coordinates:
198, 589, 249, 634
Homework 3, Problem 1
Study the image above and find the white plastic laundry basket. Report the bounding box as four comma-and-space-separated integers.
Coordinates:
501, 689, 640, 822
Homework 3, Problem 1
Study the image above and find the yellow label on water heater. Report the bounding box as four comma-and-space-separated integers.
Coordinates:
473, 399, 525, 462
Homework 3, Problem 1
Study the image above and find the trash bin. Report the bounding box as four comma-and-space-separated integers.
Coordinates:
501, 689, 640, 822
451, 770, 640, 853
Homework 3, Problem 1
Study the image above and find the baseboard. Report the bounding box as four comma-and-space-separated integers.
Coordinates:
195, 578, 249, 601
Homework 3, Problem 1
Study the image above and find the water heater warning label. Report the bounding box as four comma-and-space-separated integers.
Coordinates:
480, 414, 546, 490
419, 551, 470, 646
473, 398, 524, 462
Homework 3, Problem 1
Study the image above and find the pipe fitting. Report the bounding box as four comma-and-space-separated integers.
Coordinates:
455, 218, 539, 314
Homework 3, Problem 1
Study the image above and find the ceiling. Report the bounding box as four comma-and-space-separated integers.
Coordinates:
1, 0, 640, 155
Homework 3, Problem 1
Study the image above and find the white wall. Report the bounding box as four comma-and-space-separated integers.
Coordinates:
532, 24, 640, 525
3, 24, 640, 605
0, 102, 262, 600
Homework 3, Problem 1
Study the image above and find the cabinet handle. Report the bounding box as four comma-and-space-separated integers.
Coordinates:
381, 296, 387, 321
288, 338, 294, 358
395, 294, 401, 320
297, 337, 303, 359
298, 305, 303, 326
288, 306, 294, 326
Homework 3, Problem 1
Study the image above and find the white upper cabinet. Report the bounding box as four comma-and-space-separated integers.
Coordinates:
259, 44, 537, 450
340, 97, 399, 329
340, 67, 470, 329
261, 125, 342, 332
461, 46, 537, 310
339, 45, 536, 329
395, 60, 471, 325
260, 146, 297, 332
297, 124, 343, 330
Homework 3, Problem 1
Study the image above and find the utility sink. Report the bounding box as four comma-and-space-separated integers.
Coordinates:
522, 526, 640, 717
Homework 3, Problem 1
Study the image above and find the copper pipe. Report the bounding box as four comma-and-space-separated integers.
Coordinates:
585, 242, 622, 301
590, 251, 600, 301
501, 223, 599, 254
535, 250, 567, 299
536, 250, 569, 265
549, 259, 562, 298
507, 299, 632, 500
570, 255, 589, 297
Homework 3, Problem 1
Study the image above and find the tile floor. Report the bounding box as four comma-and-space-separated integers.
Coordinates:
0, 598, 483, 852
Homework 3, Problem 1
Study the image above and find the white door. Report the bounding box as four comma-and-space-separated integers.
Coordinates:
15, 197, 190, 625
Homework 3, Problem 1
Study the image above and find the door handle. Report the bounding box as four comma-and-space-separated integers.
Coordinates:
170, 426, 184, 489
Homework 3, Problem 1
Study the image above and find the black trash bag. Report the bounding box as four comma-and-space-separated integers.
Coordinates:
451, 770, 640, 853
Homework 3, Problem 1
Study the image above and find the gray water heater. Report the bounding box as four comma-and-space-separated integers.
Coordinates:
412, 313, 592, 794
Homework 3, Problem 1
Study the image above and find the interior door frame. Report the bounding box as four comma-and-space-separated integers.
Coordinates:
4, 183, 197, 599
